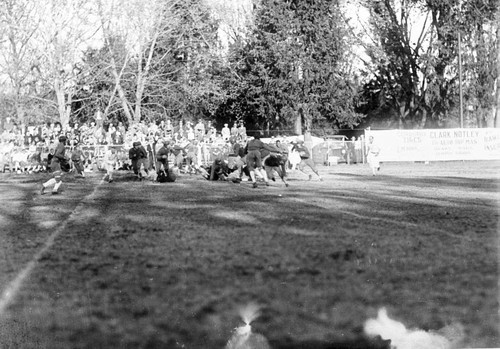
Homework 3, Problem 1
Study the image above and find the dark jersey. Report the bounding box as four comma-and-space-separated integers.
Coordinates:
129, 146, 147, 160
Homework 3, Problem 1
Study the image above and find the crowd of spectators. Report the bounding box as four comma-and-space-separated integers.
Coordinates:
0, 116, 249, 148
0, 116, 259, 175
0, 115, 365, 178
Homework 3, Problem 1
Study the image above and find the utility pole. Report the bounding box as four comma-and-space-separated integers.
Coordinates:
458, 31, 464, 128
457, 0, 464, 129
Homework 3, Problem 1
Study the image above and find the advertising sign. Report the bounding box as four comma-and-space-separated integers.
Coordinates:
365, 128, 500, 162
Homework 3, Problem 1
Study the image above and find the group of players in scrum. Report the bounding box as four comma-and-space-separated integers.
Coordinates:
138, 131, 323, 188
40, 132, 324, 194
203, 132, 323, 188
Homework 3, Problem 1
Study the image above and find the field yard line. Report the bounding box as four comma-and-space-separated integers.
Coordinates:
0, 179, 104, 316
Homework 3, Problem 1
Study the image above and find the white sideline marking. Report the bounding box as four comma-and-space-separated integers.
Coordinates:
0, 179, 104, 316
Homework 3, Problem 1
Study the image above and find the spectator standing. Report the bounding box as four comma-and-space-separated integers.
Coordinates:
186, 123, 195, 141
2, 117, 15, 133
205, 121, 212, 139
355, 136, 363, 164
78, 123, 88, 142
205, 126, 214, 142
230, 123, 239, 138
41, 124, 49, 143
366, 135, 381, 175
47, 122, 56, 142
194, 120, 205, 139
115, 128, 124, 144
221, 123, 231, 141
201, 140, 210, 166
95, 110, 104, 128
165, 119, 173, 139
347, 137, 356, 164
117, 121, 126, 137
109, 124, 118, 144
72, 123, 81, 144
53, 122, 62, 139
238, 122, 247, 141
158, 120, 167, 133
148, 122, 158, 136
102, 145, 116, 183
145, 139, 154, 170
176, 120, 184, 138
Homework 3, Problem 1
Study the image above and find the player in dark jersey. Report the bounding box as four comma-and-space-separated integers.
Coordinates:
40, 135, 68, 194
245, 132, 273, 188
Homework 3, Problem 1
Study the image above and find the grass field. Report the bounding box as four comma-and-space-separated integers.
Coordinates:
0, 161, 499, 349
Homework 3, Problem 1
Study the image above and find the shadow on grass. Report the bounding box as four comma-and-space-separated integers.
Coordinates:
269, 337, 390, 349
1, 171, 498, 348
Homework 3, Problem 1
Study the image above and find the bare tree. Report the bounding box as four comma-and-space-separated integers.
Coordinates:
96, 0, 184, 123
29, 0, 102, 127
0, 0, 41, 124
93, 0, 226, 125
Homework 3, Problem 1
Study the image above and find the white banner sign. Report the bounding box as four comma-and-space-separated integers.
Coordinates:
365, 128, 500, 162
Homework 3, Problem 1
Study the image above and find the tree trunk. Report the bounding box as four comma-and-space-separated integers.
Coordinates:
135, 68, 143, 123
110, 56, 134, 123
418, 108, 427, 129
15, 93, 25, 126
398, 104, 406, 129
64, 91, 72, 128
97, 0, 133, 123
299, 103, 311, 132
134, 33, 158, 124
53, 75, 72, 128
495, 81, 500, 129
294, 110, 302, 135
490, 106, 496, 127
54, 77, 66, 125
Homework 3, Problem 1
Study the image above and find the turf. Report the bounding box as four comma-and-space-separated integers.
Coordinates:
0, 161, 498, 348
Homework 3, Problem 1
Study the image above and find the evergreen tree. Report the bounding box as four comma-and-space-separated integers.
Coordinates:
148, 0, 225, 124
223, 0, 363, 136
359, 0, 498, 128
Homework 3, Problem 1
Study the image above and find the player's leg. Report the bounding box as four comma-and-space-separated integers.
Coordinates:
297, 159, 311, 179
107, 164, 114, 182
276, 166, 289, 187
41, 177, 56, 194
305, 158, 323, 181
52, 175, 63, 194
